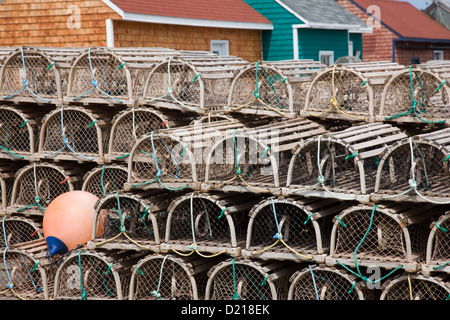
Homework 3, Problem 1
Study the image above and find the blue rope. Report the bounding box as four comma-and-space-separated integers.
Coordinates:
3, 47, 51, 103
72, 48, 123, 103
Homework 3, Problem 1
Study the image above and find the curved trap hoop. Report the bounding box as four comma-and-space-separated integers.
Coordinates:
285, 123, 407, 201
424, 212, 450, 275
162, 191, 260, 258
243, 196, 354, 263
82, 164, 128, 198
0, 216, 43, 248
205, 258, 297, 300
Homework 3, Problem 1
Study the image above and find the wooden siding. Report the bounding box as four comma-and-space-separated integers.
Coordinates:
0, 0, 120, 47
113, 20, 262, 62
297, 28, 349, 62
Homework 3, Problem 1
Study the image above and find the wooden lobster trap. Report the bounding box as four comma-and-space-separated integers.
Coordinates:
105, 107, 189, 163
225, 60, 324, 118
0, 105, 48, 161
125, 120, 246, 192
0, 160, 23, 214
288, 265, 375, 300
37, 105, 112, 163
326, 203, 447, 273
0, 215, 43, 248
242, 196, 354, 263
8, 162, 84, 216
301, 62, 402, 122
423, 212, 450, 275
129, 253, 223, 300
161, 191, 260, 258
380, 273, 450, 300
378, 64, 450, 125
53, 248, 146, 300
139, 55, 248, 115
81, 164, 128, 198
372, 128, 450, 204
89, 191, 173, 252
203, 118, 327, 195
0, 46, 63, 105
284, 123, 407, 202
0, 239, 56, 300
205, 258, 297, 300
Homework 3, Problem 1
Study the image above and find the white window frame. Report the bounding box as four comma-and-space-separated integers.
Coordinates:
433, 50, 444, 60
210, 40, 229, 56
319, 51, 334, 66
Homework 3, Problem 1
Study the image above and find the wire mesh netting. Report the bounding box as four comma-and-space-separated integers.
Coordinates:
380, 273, 450, 300
288, 265, 374, 300
0, 160, 21, 212
39, 106, 111, 163
0, 47, 61, 104
82, 164, 128, 198
426, 213, 450, 271
380, 67, 450, 124
0, 216, 42, 248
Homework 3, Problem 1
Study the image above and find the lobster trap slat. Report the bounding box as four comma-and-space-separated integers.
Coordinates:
326, 202, 448, 273
38, 105, 113, 163
140, 55, 248, 114
205, 258, 297, 300
203, 118, 327, 195
126, 120, 247, 192
0, 239, 56, 300
53, 248, 146, 300
0, 47, 63, 105
105, 107, 190, 163
82, 164, 128, 198
242, 196, 355, 263
162, 191, 261, 258
129, 253, 223, 300
0, 160, 23, 213
225, 60, 324, 118
285, 123, 407, 201
0, 105, 47, 161
89, 191, 173, 252
380, 273, 450, 300
424, 212, 450, 275
302, 63, 401, 122
0, 216, 43, 248
288, 265, 375, 300
378, 64, 450, 125
8, 162, 84, 216
373, 127, 450, 204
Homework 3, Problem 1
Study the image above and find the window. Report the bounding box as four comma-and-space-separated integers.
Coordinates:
411, 57, 420, 64
433, 50, 444, 60
211, 40, 229, 56
319, 51, 334, 66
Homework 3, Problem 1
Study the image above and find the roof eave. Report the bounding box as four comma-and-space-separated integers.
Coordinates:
293, 23, 372, 33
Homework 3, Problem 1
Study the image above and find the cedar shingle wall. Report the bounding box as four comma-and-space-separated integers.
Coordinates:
0, 0, 120, 47
114, 20, 262, 62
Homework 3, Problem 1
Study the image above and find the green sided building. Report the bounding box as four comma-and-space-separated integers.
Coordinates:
244, 0, 371, 64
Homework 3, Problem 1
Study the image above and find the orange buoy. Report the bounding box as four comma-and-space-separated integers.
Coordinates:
43, 191, 99, 256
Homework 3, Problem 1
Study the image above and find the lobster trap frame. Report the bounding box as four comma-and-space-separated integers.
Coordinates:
372, 128, 450, 204
378, 65, 450, 125
37, 105, 112, 163
81, 164, 128, 198
0, 216, 43, 248
53, 248, 146, 300
326, 203, 446, 273
129, 253, 223, 300
161, 191, 260, 258
380, 273, 450, 300
105, 107, 189, 163
126, 120, 246, 192
423, 212, 450, 275
0, 46, 63, 105
205, 258, 297, 300
284, 123, 407, 201
0, 160, 23, 214
225, 60, 324, 118
203, 118, 327, 195
8, 162, 84, 216
89, 191, 173, 252
242, 196, 355, 263
140, 55, 247, 114
288, 265, 374, 300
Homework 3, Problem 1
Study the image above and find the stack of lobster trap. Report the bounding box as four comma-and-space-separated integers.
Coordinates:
0, 46, 449, 301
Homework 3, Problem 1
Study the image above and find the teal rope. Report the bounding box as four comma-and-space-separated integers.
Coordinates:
78, 250, 87, 300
